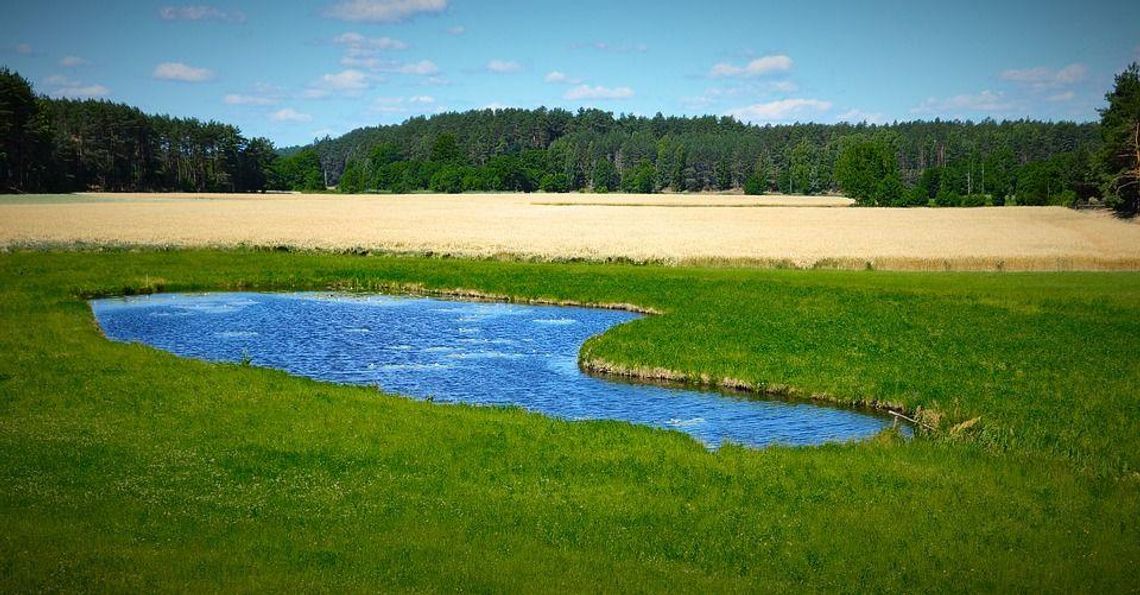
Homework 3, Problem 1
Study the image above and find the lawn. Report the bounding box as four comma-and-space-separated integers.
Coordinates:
0, 250, 1137, 591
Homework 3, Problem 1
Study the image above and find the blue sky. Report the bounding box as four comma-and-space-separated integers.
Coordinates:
3, 0, 1138, 146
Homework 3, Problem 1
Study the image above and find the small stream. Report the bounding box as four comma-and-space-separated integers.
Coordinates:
91, 292, 897, 448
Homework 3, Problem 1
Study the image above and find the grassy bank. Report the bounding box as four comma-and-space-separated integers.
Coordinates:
0, 250, 1137, 591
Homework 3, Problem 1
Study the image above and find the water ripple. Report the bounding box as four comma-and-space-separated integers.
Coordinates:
90, 292, 896, 448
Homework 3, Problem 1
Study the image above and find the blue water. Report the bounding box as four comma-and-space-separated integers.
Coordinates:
90, 292, 895, 448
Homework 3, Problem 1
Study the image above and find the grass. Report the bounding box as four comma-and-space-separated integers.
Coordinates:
0, 249, 1137, 591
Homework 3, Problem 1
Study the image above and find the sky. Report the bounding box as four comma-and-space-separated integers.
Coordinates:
3, 0, 1139, 146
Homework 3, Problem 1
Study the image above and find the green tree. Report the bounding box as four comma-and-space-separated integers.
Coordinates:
877, 175, 907, 206
902, 185, 929, 207
539, 172, 571, 193
1099, 62, 1140, 215
745, 156, 768, 195
237, 137, 276, 192
789, 140, 816, 195
429, 133, 462, 165
429, 165, 466, 193
272, 148, 324, 191
670, 146, 686, 191
338, 160, 367, 193
621, 159, 656, 194
916, 166, 943, 201
462, 168, 492, 192
834, 134, 901, 206
0, 68, 49, 192
743, 174, 765, 195
715, 159, 732, 191
934, 187, 962, 207
1016, 161, 1057, 206
0, 66, 1110, 199
593, 158, 618, 193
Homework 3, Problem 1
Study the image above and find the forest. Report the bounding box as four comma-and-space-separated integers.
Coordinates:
0, 68, 275, 193
3, 65, 1138, 213
303, 109, 1102, 207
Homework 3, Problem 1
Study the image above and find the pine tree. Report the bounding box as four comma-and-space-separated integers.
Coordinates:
1100, 63, 1140, 215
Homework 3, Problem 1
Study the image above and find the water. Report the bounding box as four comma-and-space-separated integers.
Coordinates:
90, 292, 897, 448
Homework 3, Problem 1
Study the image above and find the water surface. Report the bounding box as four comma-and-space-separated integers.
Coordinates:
91, 292, 895, 447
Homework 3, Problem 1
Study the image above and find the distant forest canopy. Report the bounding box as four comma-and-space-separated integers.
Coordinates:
0, 68, 276, 193
3, 64, 1138, 213
296, 110, 1106, 206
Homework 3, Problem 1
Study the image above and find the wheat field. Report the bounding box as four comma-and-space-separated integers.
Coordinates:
2, 192, 1139, 270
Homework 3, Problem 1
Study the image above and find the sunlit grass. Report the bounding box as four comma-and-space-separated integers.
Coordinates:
0, 250, 1137, 591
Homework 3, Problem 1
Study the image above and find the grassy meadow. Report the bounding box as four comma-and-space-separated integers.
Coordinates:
0, 249, 1138, 591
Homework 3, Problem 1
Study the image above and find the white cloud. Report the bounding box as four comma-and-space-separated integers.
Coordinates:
1000, 63, 1087, 89
224, 93, 276, 106
679, 96, 714, 111
725, 98, 832, 122
836, 108, 885, 124
270, 108, 312, 122
323, 69, 371, 90
59, 55, 88, 68
332, 32, 407, 50
302, 69, 380, 98
486, 59, 522, 74
334, 33, 409, 70
482, 101, 515, 110
44, 75, 109, 99
680, 86, 743, 110
371, 97, 407, 113
153, 62, 215, 82
302, 89, 332, 99
1046, 90, 1075, 102
15, 43, 32, 55
446, 25, 465, 35
368, 95, 441, 116
680, 80, 802, 112
544, 70, 581, 84
339, 49, 383, 69
226, 82, 283, 104
323, 0, 447, 23
339, 50, 438, 74
710, 55, 793, 78
397, 60, 440, 75
911, 90, 1014, 114
564, 84, 634, 100
158, 5, 245, 23
53, 85, 110, 99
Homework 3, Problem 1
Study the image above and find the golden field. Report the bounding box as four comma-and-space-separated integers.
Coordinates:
2, 192, 1139, 270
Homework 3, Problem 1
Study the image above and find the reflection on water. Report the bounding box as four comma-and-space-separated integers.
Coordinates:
91, 292, 897, 448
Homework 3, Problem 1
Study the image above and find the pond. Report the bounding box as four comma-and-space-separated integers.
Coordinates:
90, 292, 898, 448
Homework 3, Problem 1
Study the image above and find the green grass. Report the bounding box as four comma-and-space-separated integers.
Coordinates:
1, 250, 1137, 591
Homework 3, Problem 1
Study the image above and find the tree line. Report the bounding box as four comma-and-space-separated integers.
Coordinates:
296, 110, 1103, 199
292, 101, 1108, 207
278, 63, 1136, 213
1, 68, 275, 193
3, 63, 1137, 214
